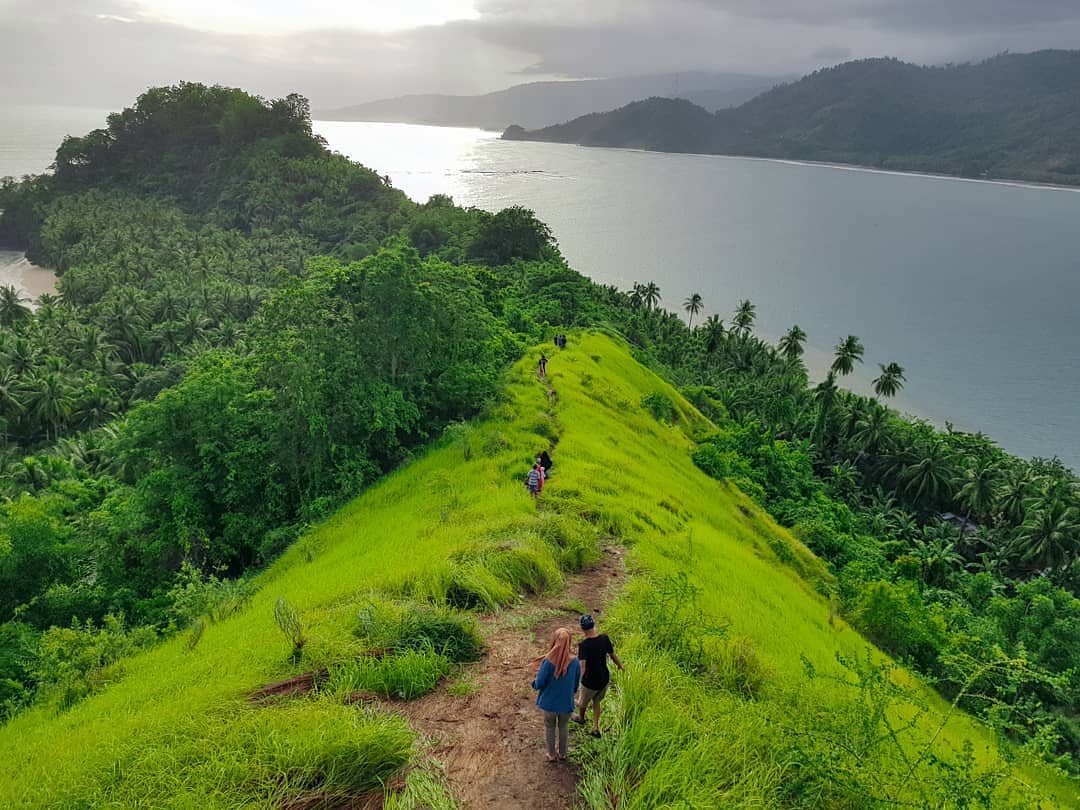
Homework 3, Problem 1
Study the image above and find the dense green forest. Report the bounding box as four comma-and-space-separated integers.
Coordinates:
0, 84, 1077, 788
504, 50, 1080, 185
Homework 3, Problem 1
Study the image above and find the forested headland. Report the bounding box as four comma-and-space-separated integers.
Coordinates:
0, 84, 1077, 801
503, 50, 1080, 186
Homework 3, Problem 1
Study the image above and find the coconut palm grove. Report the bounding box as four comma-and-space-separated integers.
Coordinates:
0, 85, 1077, 807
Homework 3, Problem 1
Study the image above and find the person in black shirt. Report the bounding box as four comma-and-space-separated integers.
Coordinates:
572, 614, 623, 737
539, 450, 553, 478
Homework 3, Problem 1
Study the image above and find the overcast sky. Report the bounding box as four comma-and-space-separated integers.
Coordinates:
3, 0, 1080, 109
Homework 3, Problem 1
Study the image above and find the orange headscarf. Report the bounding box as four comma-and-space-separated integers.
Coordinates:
544, 627, 575, 678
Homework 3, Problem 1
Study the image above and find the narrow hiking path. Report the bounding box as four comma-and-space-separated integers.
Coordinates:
386, 544, 626, 809
380, 347, 618, 808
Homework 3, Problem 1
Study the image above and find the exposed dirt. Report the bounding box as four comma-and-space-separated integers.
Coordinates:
383, 544, 626, 809
248, 668, 330, 704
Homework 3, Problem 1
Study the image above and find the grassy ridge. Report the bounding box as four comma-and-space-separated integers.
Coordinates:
0, 332, 1073, 807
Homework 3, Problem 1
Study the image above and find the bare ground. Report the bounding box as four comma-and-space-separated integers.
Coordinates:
382, 544, 626, 809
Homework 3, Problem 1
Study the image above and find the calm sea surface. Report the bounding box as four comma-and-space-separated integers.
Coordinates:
2, 108, 1078, 468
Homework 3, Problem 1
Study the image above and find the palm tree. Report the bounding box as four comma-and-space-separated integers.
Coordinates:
778, 325, 807, 360
997, 465, 1036, 525
4, 338, 38, 375
851, 401, 893, 462
812, 371, 839, 444
873, 362, 906, 398
23, 370, 74, 441
956, 459, 1000, 524
0, 366, 23, 443
0, 285, 32, 327
0, 282, 32, 326
1011, 500, 1079, 572
831, 335, 864, 376
701, 315, 725, 353
732, 299, 756, 335
642, 282, 662, 311
683, 293, 703, 328
913, 533, 965, 586
898, 438, 957, 509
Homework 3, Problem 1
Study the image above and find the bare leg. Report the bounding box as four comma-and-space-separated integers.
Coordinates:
592, 700, 601, 733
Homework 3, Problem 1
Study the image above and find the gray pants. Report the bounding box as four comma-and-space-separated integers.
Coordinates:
543, 711, 571, 758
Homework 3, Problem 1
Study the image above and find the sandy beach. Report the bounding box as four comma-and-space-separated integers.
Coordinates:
0, 250, 57, 301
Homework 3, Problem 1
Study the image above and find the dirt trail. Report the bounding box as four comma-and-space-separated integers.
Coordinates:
387, 544, 626, 809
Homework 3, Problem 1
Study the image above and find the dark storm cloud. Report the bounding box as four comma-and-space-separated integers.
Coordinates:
3, 0, 1080, 108
699, 0, 1080, 31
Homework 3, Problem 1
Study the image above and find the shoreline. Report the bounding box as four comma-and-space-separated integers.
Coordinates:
0, 251, 58, 300
317, 119, 1080, 193
506, 137, 1080, 195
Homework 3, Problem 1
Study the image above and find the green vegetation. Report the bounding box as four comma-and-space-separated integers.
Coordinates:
0, 82, 1076, 805
2, 332, 1073, 806
505, 50, 1080, 186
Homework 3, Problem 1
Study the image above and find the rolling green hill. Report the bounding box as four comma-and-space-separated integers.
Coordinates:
504, 50, 1080, 185
1, 332, 1072, 808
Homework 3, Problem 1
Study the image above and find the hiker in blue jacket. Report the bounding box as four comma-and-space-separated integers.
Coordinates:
531, 627, 580, 762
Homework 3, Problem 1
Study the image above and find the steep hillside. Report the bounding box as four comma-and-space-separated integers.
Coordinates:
0, 333, 1072, 807
504, 50, 1080, 185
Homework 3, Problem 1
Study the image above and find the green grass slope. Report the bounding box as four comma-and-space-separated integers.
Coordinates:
0, 332, 1073, 808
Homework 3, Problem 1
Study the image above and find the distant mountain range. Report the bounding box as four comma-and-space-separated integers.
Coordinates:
317, 72, 785, 131
503, 51, 1080, 186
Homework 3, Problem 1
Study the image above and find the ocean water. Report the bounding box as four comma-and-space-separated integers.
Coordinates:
313, 121, 1080, 469
1, 109, 1077, 467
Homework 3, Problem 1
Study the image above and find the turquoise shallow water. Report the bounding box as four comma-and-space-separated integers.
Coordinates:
2, 109, 1077, 469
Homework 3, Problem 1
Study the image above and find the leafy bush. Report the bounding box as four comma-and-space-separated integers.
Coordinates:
641, 391, 676, 423
167, 562, 255, 627
849, 581, 947, 671
33, 615, 156, 710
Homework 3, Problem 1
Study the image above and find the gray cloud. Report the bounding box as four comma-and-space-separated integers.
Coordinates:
3, 0, 1080, 110
686, 0, 1080, 31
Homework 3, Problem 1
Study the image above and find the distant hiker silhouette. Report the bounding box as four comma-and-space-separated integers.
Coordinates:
539, 449, 553, 478
538, 354, 548, 378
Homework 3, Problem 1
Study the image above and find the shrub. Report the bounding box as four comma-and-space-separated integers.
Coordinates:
167, 562, 255, 627
849, 581, 946, 671
33, 614, 156, 710
641, 391, 676, 423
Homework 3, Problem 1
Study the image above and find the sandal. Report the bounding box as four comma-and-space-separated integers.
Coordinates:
589, 730, 602, 738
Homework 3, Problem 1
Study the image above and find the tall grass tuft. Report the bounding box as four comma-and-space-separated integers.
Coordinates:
274, 596, 306, 662
356, 602, 483, 663
332, 646, 452, 701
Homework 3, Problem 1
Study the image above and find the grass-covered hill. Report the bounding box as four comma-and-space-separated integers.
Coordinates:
1, 333, 1072, 808
504, 49, 1080, 185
